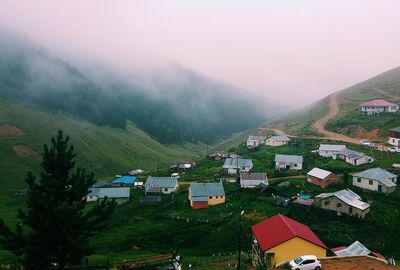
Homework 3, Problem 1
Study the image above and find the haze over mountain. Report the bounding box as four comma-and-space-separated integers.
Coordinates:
0, 32, 278, 144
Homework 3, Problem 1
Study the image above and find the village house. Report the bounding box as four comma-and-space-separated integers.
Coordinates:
317, 144, 347, 158
388, 127, 400, 147
332, 148, 374, 166
145, 176, 179, 195
111, 175, 136, 187
188, 182, 225, 209
170, 160, 196, 172
251, 214, 327, 267
360, 99, 399, 115
265, 135, 290, 147
208, 151, 229, 160
275, 154, 303, 170
240, 173, 268, 188
307, 167, 338, 188
247, 135, 267, 148
87, 187, 130, 204
315, 189, 371, 219
353, 167, 397, 194
223, 158, 253, 174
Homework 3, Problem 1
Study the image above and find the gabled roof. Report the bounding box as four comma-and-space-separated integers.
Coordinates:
318, 144, 346, 152
223, 158, 253, 169
337, 149, 366, 159
307, 167, 333, 179
112, 175, 136, 185
190, 182, 225, 197
251, 214, 327, 252
145, 177, 178, 189
316, 189, 370, 210
354, 168, 397, 187
89, 187, 130, 199
275, 154, 303, 163
248, 135, 267, 141
334, 241, 371, 257
270, 135, 290, 142
92, 180, 111, 188
240, 173, 267, 181
361, 99, 398, 107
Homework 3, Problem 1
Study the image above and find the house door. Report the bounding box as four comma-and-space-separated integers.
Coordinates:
378, 185, 382, 192
349, 207, 353, 215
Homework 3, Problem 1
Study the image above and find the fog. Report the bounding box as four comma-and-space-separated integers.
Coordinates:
1, 0, 400, 108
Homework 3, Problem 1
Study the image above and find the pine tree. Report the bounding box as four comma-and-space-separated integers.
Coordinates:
0, 131, 115, 270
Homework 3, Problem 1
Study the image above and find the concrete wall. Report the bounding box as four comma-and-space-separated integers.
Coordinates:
389, 137, 400, 147
307, 174, 338, 188
353, 176, 397, 194
275, 162, 303, 170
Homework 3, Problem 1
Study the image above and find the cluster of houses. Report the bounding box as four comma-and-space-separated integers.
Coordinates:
316, 144, 374, 166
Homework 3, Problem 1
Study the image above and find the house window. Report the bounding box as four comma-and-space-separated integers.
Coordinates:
369, 180, 373, 185
324, 201, 330, 206
357, 178, 361, 183
337, 203, 342, 208
209, 196, 212, 199
164, 188, 168, 192
294, 163, 298, 167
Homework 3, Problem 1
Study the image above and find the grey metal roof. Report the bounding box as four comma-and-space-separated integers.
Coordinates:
91, 180, 111, 188
334, 241, 371, 257
354, 167, 397, 187
190, 182, 225, 197
270, 135, 290, 142
145, 177, 178, 189
240, 173, 267, 181
316, 189, 370, 210
275, 154, 303, 163
248, 135, 267, 141
337, 149, 365, 159
319, 144, 346, 152
307, 167, 333, 179
89, 187, 130, 199
223, 158, 253, 169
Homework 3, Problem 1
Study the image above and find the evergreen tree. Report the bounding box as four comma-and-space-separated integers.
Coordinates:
0, 131, 115, 270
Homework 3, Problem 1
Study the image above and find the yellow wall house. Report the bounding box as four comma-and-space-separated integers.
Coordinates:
251, 214, 326, 267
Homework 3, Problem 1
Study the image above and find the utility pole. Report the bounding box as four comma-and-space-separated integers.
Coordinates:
237, 210, 245, 270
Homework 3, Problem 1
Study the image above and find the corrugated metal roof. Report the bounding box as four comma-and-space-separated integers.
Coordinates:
240, 173, 267, 181
361, 99, 398, 107
223, 158, 253, 169
316, 189, 370, 210
338, 149, 366, 159
354, 167, 397, 187
145, 177, 178, 189
89, 187, 130, 198
190, 182, 225, 197
270, 135, 290, 142
275, 154, 303, 163
248, 135, 267, 141
334, 241, 371, 257
319, 144, 346, 152
112, 175, 136, 185
307, 167, 333, 179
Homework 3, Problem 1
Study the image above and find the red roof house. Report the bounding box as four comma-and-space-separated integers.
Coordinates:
251, 214, 327, 266
360, 99, 399, 115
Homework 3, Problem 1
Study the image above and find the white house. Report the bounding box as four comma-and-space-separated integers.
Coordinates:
360, 99, 399, 115
317, 144, 347, 158
246, 136, 267, 148
353, 167, 397, 194
275, 154, 303, 170
223, 158, 253, 174
240, 173, 268, 188
388, 127, 400, 147
145, 177, 179, 194
265, 135, 291, 146
333, 149, 374, 166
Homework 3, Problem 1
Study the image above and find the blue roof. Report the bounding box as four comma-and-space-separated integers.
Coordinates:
112, 175, 136, 185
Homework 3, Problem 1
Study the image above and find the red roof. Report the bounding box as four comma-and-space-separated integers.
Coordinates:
361, 99, 398, 107
251, 214, 327, 251
331, 246, 347, 252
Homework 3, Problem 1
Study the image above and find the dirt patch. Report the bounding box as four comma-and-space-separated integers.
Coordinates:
0, 124, 24, 138
244, 210, 265, 221
320, 256, 398, 270
339, 126, 384, 141
12, 144, 39, 157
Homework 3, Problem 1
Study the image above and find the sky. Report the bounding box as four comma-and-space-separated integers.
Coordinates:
1, 0, 400, 107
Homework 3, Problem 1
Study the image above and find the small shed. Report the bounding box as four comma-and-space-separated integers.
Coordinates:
240, 173, 268, 188
307, 167, 338, 188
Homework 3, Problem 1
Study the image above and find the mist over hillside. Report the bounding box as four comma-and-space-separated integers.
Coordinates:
0, 32, 279, 144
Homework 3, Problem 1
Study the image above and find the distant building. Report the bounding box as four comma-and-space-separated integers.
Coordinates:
247, 135, 267, 148
265, 135, 290, 147
315, 189, 370, 219
333, 148, 374, 166
209, 151, 229, 160
360, 99, 399, 115
251, 214, 327, 266
388, 127, 400, 147
275, 154, 303, 170
111, 175, 136, 187
353, 167, 397, 194
240, 173, 268, 188
223, 158, 253, 174
170, 160, 196, 172
91, 180, 111, 188
145, 177, 178, 195
87, 187, 130, 204
317, 144, 347, 158
189, 182, 225, 209
307, 167, 338, 188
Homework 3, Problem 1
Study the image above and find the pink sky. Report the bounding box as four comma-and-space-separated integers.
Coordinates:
1, 0, 400, 107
